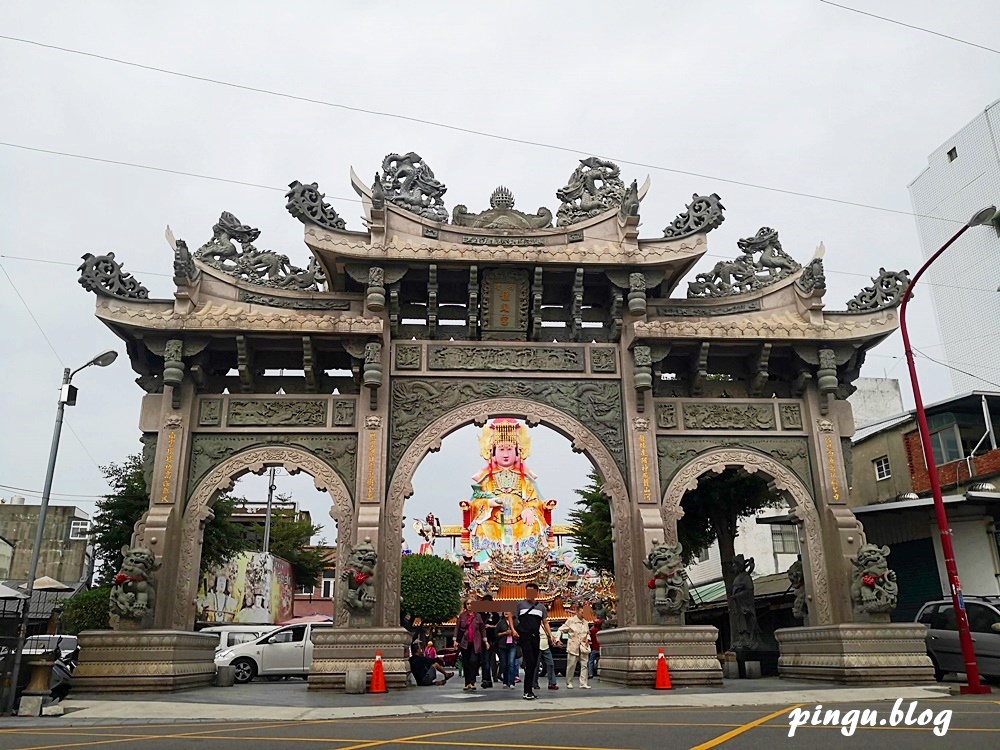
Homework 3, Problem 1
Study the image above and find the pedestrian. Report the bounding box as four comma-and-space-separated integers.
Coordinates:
588, 619, 602, 679
514, 582, 555, 700
535, 627, 559, 691
557, 603, 592, 689
496, 610, 518, 688
408, 643, 454, 686
480, 594, 499, 688
454, 599, 488, 691
423, 635, 437, 660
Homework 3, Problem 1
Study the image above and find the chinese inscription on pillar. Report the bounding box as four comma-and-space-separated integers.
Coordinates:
160, 430, 176, 503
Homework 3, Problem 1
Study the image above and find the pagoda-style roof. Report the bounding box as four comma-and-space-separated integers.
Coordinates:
77, 150, 908, 396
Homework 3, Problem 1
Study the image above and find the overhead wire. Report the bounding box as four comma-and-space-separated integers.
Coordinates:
0, 262, 107, 473
0, 34, 967, 224
818, 1, 1000, 55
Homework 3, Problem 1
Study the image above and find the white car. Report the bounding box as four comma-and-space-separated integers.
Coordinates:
215, 622, 332, 684
199, 624, 277, 652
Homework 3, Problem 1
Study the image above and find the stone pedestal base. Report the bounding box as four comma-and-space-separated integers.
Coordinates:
776, 624, 935, 684
74, 630, 217, 692
308, 627, 411, 691
598, 626, 723, 687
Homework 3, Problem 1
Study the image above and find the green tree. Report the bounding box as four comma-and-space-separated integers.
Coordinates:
567, 470, 615, 573
90, 454, 249, 585
257, 508, 328, 588
399, 554, 463, 632
677, 468, 783, 647
200, 495, 250, 574
90, 455, 148, 585
59, 587, 111, 634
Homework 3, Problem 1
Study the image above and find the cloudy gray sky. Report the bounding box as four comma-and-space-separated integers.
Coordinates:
1, 1, 998, 546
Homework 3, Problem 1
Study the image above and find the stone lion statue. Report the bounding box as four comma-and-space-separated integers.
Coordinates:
850, 543, 898, 619
342, 538, 378, 614
643, 541, 689, 622
109, 545, 160, 630
786, 559, 807, 620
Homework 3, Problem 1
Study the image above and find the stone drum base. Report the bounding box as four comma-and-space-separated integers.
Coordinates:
775, 623, 935, 684
599, 626, 723, 687
308, 627, 411, 691
74, 630, 217, 692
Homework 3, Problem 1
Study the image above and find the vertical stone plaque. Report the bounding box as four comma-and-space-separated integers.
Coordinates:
480, 269, 529, 341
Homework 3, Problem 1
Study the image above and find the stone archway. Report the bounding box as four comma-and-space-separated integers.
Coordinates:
172, 445, 354, 631
660, 447, 832, 626
382, 398, 637, 628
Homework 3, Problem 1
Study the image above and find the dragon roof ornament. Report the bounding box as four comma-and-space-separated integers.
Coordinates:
194, 211, 326, 291
556, 157, 626, 226
687, 226, 801, 298
78, 252, 150, 300
285, 180, 347, 231
844, 268, 910, 313
452, 185, 553, 229
377, 152, 448, 223
662, 193, 726, 240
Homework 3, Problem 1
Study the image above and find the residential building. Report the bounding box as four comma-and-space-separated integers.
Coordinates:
908, 98, 1000, 394
292, 547, 338, 619
0, 498, 93, 584
850, 391, 1000, 620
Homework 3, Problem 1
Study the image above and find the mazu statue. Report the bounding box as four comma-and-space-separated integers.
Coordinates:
460, 418, 556, 563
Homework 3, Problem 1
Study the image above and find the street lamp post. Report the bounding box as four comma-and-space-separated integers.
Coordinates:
899, 205, 996, 696
2, 350, 118, 715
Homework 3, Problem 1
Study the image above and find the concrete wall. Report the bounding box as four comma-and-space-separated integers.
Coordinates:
0, 504, 91, 583
849, 378, 905, 429
851, 428, 914, 504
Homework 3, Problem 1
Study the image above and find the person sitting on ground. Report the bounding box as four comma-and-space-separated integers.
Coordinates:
409, 643, 454, 686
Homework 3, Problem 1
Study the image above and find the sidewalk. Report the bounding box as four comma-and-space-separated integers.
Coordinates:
9, 678, 949, 726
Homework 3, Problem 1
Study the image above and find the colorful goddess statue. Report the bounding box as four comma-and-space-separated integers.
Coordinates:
460, 418, 556, 562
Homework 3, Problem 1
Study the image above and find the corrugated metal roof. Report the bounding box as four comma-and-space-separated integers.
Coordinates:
689, 572, 792, 607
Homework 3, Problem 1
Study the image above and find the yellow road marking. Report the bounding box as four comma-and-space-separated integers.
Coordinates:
334, 708, 605, 750
689, 704, 801, 750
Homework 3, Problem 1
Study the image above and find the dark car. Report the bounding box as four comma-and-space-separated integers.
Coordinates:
915, 596, 1000, 682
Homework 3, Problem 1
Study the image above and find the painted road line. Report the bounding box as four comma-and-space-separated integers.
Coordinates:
689, 704, 801, 750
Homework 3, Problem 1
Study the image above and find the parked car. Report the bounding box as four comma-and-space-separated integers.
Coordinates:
199, 624, 277, 652
214, 622, 332, 684
21, 635, 78, 659
915, 596, 1000, 682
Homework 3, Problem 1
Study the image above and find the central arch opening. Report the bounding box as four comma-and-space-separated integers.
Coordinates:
382, 399, 637, 629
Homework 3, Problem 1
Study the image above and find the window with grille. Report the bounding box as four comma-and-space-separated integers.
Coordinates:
873, 455, 891, 481
771, 525, 798, 555
69, 520, 91, 540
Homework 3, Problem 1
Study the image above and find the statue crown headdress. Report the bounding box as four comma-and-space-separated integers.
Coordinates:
479, 418, 531, 461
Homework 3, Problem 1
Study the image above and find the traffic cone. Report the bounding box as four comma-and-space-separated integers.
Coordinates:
654, 648, 672, 690
369, 650, 387, 694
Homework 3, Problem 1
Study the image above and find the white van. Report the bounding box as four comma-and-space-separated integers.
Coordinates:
214, 622, 332, 683
199, 624, 277, 652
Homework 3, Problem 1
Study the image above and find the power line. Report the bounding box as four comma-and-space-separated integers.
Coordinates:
818, 1, 1000, 55
0, 35, 966, 223
0, 483, 104, 500
912, 347, 1000, 389
0, 261, 106, 472
0, 261, 65, 365
2, 253, 173, 279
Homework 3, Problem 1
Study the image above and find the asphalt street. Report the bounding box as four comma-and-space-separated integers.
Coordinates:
0, 696, 996, 749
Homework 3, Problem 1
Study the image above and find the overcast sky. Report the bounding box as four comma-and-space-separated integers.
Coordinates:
1, 2, 998, 546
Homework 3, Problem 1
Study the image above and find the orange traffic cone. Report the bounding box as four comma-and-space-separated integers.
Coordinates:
369, 650, 387, 694
654, 648, 672, 690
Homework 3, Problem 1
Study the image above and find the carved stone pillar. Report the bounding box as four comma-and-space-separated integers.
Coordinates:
803, 394, 863, 625
134, 384, 199, 630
